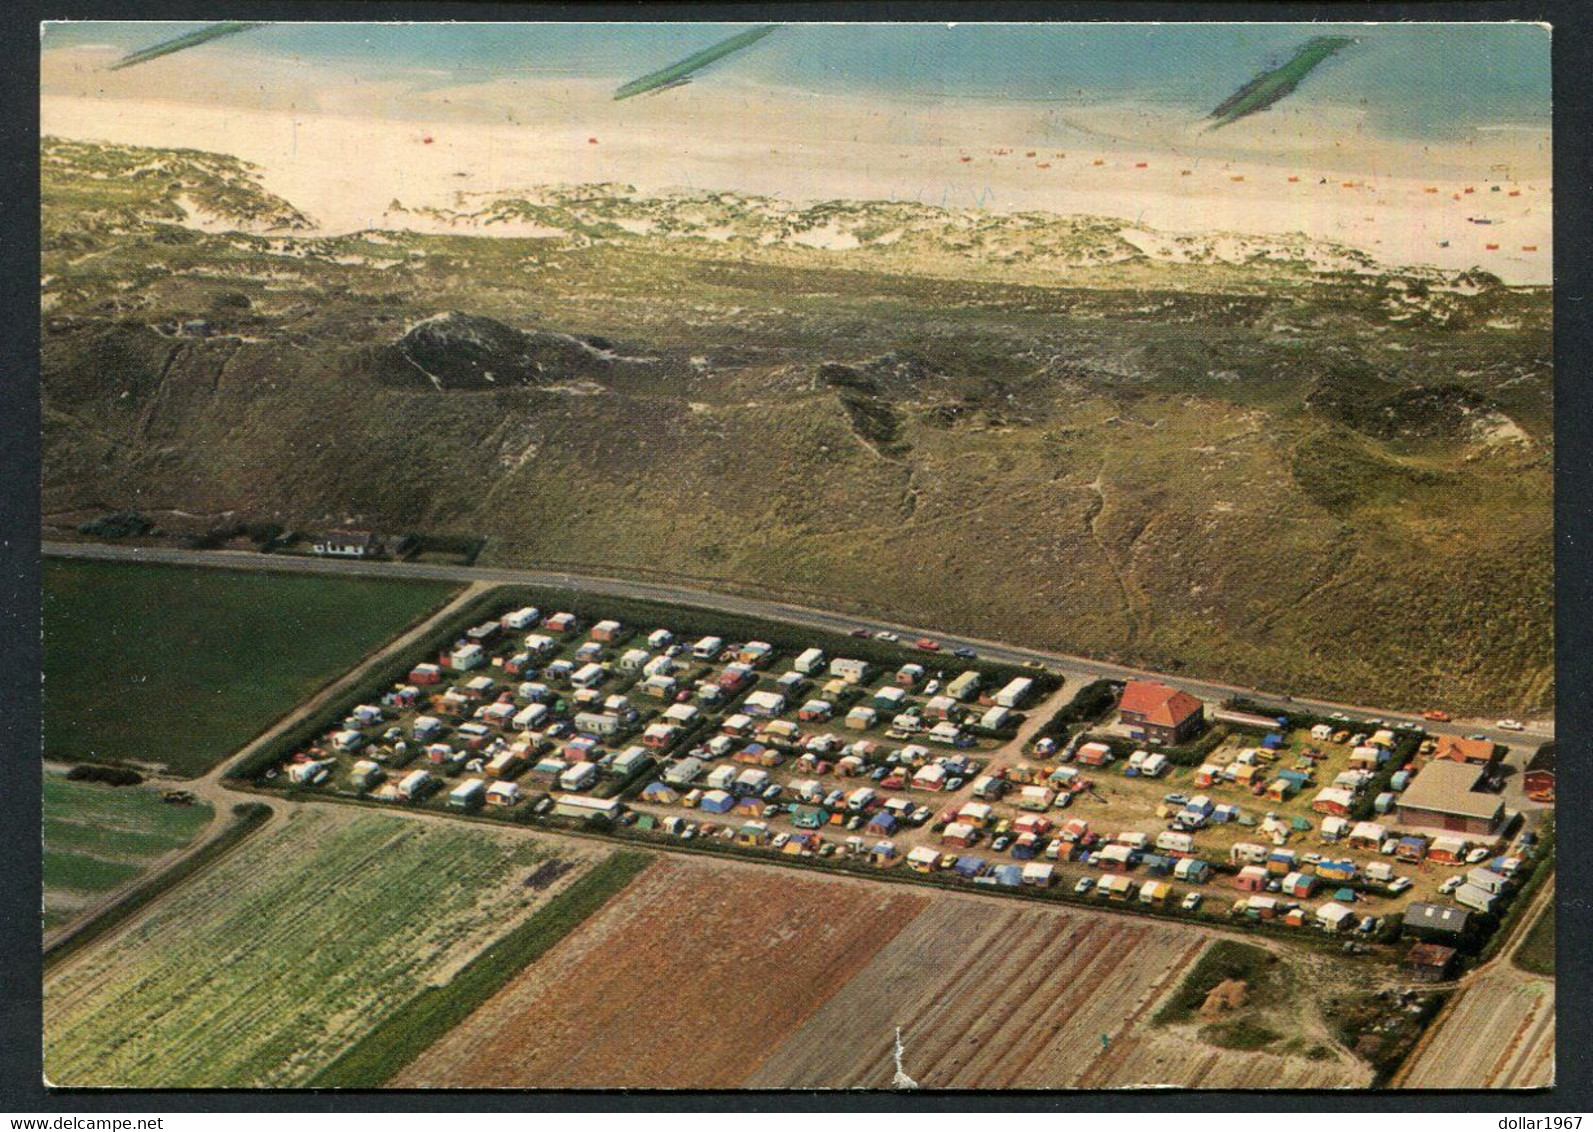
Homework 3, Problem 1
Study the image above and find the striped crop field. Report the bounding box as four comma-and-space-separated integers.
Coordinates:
44, 807, 606, 1087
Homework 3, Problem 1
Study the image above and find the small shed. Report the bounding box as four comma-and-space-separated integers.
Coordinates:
1235, 865, 1269, 892
1316, 902, 1357, 932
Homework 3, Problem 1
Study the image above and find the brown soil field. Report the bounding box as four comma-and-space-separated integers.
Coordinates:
394, 858, 930, 1088
1399, 969, 1554, 1089
747, 898, 1369, 1089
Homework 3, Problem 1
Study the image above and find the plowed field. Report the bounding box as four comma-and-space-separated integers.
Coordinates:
1399, 969, 1554, 1089
395, 858, 930, 1088
402, 856, 1373, 1090
749, 899, 1370, 1089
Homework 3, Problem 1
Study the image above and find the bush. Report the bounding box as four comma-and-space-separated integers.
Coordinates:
64, 763, 145, 786
1032, 679, 1121, 747
1153, 939, 1277, 1025
76, 511, 152, 539
1162, 724, 1232, 768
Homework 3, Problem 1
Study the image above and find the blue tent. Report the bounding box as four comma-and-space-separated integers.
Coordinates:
954, 856, 987, 879
1141, 853, 1174, 877
1334, 887, 1358, 903
867, 811, 898, 834
1263, 732, 1285, 749
993, 864, 1024, 887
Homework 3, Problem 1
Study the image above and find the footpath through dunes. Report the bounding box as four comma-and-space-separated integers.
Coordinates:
746, 899, 1371, 1090
394, 857, 931, 1088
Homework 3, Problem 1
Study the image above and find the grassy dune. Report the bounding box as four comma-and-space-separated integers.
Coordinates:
41, 138, 1552, 715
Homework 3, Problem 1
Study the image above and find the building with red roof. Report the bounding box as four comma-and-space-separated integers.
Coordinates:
1430, 734, 1499, 766
1117, 680, 1205, 746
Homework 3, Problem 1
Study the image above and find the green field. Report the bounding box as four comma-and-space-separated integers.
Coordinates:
42, 774, 214, 932
308, 851, 653, 1087
1515, 903, 1555, 977
43, 559, 458, 776
44, 808, 604, 1088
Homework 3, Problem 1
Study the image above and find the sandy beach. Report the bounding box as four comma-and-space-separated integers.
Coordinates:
41, 44, 1551, 283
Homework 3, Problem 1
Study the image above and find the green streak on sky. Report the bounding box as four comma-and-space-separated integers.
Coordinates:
109, 22, 268, 71
613, 25, 781, 101
1207, 35, 1357, 130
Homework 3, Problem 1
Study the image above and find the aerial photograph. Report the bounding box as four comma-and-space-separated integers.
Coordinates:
37, 20, 1553, 1092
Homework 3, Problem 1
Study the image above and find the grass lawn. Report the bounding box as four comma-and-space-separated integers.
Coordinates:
1514, 902, 1554, 977
1154, 939, 1281, 1026
44, 560, 459, 776
42, 774, 214, 931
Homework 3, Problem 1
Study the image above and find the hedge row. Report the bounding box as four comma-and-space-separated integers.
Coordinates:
1031, 679, 1122, 747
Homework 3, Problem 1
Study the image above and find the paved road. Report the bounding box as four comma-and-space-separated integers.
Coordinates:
44, 539, 1551, 749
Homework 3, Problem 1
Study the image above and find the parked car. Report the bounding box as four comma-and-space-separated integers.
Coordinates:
772, 833, 790, 849
1439, 876, 1465, 895
1074, 876, 1095, 895
946, 777, 964, 792
1386, 876, 1414, 894
991, 835, 1012, 853
1465, 846, 1490, 864
1181, 892, 1203, 912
